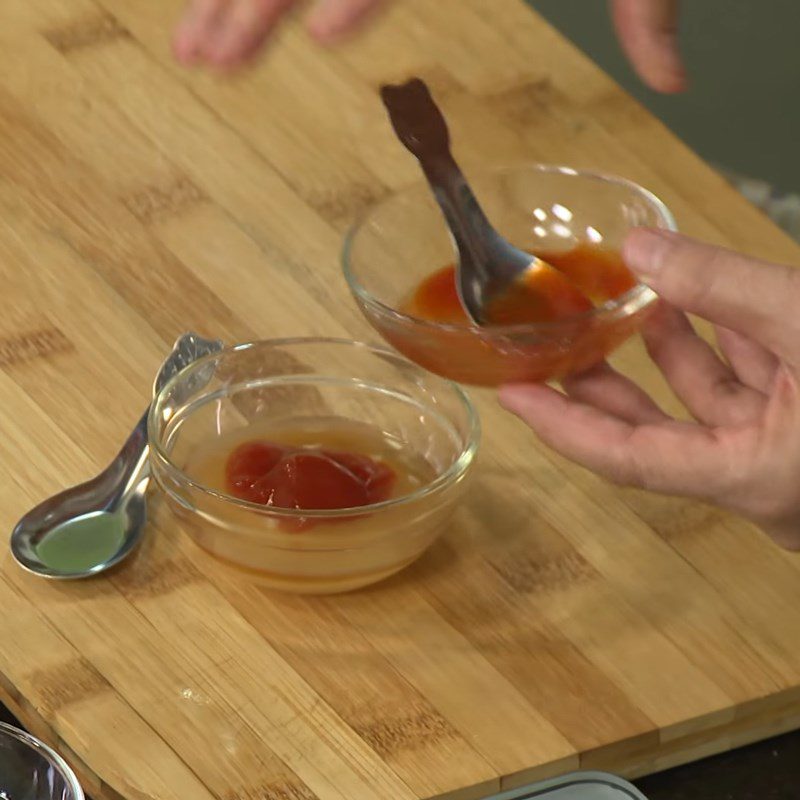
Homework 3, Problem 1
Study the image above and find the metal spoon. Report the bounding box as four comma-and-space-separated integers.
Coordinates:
380, 78, 590, 325
10, 332, 224, 580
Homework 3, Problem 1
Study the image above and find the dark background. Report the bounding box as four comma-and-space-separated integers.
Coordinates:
530, 0, 800, 194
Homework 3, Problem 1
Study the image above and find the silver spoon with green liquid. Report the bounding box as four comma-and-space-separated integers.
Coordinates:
10, 332, 223, 579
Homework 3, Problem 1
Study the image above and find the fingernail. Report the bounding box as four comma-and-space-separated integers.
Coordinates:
623, 228, 677, 279
174, 41, 199, 63
654, 71, 688, 94
208, 36, 238, 64
498, 384, 534, 415
308, 20, 341, 43
172, 29, 192, 57
497, 385, 520, 412
307, 5, 354, 43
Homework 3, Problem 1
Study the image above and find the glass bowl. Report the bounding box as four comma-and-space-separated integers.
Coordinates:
343, 163, 676, 386
0, 722, 84, 800
148, 338, 479, 594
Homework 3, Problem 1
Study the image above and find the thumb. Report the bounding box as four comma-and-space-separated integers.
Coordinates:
624, 229, 800, 359
610, 0, 686, 93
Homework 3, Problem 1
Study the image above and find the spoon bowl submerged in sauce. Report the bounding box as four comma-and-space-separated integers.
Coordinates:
380, 78, 592, 326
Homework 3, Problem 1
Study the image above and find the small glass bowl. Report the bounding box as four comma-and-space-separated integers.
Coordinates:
343, 164, 676, 386
0, 722, 84, 800
148, 338, 479, 594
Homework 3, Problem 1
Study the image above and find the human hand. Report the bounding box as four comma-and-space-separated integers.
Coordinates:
172, 0, 385, 69
500, 230, 800, 551
610, 0, 687, 93
172, 0, 686, 85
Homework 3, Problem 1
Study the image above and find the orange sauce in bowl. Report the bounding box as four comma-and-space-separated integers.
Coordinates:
365, 244, 646, 387
403, 244, 637, 326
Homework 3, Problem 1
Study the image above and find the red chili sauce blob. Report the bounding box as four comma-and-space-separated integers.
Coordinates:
225, 441, 396, 529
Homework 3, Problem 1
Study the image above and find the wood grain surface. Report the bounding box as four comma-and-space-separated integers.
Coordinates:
2, 1, 800, 799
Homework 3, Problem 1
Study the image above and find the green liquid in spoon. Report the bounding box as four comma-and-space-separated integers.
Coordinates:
36, 511, 126, 573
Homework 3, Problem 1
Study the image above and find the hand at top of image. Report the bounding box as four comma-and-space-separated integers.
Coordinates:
172, 0, 386, 69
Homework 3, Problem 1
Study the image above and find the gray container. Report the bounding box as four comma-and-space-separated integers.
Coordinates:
487, 772, 648, 800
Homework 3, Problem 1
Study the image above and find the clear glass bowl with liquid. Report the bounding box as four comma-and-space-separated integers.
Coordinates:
148, 338, 479, 594
343, 164, 676, 386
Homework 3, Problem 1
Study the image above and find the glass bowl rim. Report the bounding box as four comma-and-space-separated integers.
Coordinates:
342, 162, 676, 335
148, 336, 481, 519
0, 722, 85, 800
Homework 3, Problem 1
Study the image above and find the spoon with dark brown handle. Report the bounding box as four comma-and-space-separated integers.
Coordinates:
380, 78, 590, 325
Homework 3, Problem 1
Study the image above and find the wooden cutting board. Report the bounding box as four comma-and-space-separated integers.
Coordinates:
2, 1, 800, 799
